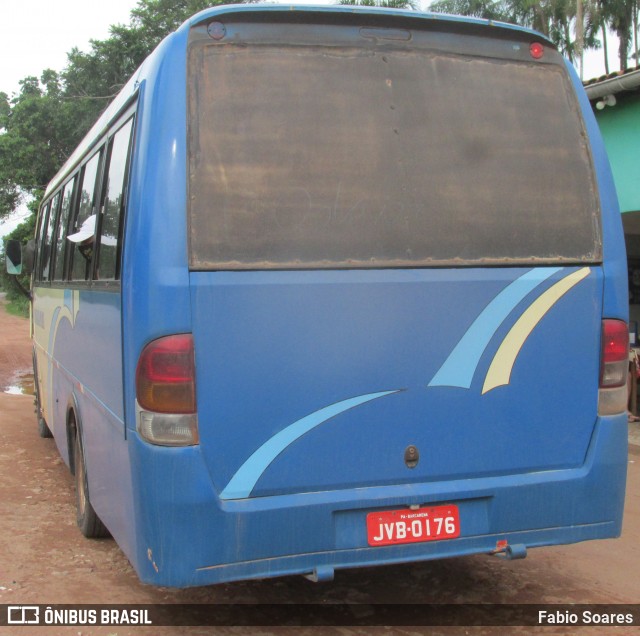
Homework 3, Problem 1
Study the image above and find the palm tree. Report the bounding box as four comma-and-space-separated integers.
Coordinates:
594, 0, 611, 74
632, 1, 639, 67
427, 0, 511, 19
430, 1, 636, 74
574, 0, 603, 78
430, 2, 573, 55
606, 0, 639, 71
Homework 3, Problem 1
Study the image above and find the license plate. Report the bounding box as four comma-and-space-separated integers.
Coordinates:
366, 504, 460, 547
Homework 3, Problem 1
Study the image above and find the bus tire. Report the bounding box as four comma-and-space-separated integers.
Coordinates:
37, 415, 53, 439
33, 358, 52, 438
73, 422, 109, 539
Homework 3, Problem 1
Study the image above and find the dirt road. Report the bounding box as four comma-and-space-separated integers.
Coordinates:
0, 299, 638, 635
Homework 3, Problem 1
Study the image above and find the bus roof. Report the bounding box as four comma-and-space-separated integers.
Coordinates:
186, 4, 550, 41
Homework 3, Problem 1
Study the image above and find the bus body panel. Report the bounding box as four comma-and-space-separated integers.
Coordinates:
565, 59, 628, 321
189, 267, 603, 500
32, 288, 124, 442
31, 286, 137, 560
120, 28, 193, 433
127, 413, 626, 586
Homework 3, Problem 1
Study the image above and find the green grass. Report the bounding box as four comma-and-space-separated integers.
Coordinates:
3, 296, 29, 318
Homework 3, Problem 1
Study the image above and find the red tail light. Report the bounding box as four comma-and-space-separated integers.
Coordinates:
600, 320, 628, 389
136, 334, 196, 413
529, 42, 544, 60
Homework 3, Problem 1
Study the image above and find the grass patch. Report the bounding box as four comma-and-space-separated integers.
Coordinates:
3, 296, 29, 318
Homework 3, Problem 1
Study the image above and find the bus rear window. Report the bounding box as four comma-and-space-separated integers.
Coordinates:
188, 38, 601, 269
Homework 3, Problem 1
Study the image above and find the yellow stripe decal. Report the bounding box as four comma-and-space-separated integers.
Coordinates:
482, 267, 591, 395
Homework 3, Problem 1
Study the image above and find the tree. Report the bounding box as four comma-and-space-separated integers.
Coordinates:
429, 1, 572, 38
593, 0, 611, 74
338, 0, 418, 8
0, 72, 81, 219
63, 0, 250, 122
427, 0, 511, 20
633, 1, 639, 66
429, 1, 605, 72
0, 206, 37, 310
0, 0, 253, 226
606, 0, 640, 71
572, 0, 604, 79
0, 91, 20, 217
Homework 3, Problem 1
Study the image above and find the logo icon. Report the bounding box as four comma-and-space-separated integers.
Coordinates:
8, 606, 40, 624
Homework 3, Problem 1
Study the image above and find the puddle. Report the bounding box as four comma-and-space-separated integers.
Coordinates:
3, 370, 35, 396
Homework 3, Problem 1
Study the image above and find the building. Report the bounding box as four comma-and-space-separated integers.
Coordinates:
585, 68, 640, 332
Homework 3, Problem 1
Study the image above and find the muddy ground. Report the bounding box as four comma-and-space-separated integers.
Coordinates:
0, 298, 638, 635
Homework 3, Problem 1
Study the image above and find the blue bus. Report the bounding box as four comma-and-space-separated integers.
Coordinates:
5, 5, 629, 587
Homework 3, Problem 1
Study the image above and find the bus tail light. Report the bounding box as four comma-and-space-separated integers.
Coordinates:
136, 334, 199, 445
598, 319, 628, 416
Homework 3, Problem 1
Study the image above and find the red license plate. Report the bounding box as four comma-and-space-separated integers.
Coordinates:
367, 504, 460, 547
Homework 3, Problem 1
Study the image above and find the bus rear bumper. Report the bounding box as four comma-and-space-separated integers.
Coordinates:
128, 414, 628, 587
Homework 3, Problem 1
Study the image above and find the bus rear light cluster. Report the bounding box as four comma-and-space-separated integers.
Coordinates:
136, 334, 199, 445
598, 319, 629, 416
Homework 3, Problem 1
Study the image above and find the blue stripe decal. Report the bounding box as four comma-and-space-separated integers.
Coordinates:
428, 267, 562, 389
220, 390, 400, 500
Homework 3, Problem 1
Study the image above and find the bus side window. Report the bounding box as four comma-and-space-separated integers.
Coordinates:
97, 118, 133, 281
41, 193, 60, 282
34, 201, 51, 282
70, 150, 102, 281
53, 177, 77, 281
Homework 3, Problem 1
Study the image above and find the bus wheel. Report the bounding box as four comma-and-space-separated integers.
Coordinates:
37, 413, 53, 438
73, 423, 110, 539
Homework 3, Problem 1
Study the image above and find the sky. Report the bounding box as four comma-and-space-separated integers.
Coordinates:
0, 0, 627, 238
0, 0, 138, 98
0, 0, 139, 239
0, 0, 621, 98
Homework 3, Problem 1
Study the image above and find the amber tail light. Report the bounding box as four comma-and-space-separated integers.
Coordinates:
135, 334, 198, 445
